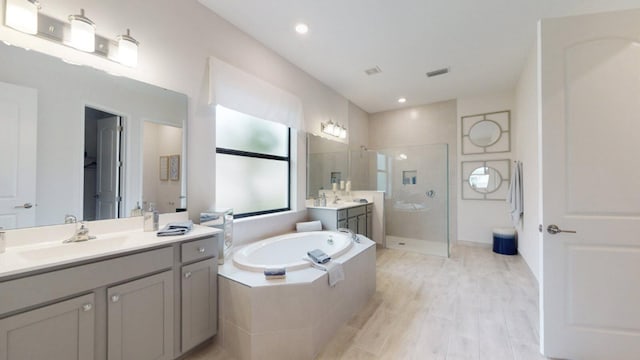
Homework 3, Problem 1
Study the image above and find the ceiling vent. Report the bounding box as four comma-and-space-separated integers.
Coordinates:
426, 67, 450, 78
364, 66, 382, 76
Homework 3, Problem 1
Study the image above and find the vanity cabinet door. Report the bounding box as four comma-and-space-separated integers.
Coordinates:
347, 216, 358, 233
0, 293, 95, 360
181, 258, 217, 352
107, 270, 174, 360
357, 214, 367, 236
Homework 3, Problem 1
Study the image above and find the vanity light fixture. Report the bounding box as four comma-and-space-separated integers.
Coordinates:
68, 9, 95, 52
5, 0, 39, 35
321, 120, 348, 139
117, 29, 139, 67
3, 3, 140, 67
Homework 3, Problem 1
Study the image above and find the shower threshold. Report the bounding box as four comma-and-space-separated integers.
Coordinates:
386, 235, 448, 257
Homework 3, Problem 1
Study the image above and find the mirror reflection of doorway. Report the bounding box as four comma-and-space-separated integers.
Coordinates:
84, 107, 124, 221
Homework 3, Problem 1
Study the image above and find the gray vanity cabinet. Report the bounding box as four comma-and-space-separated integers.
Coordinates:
107, 270, 174, 360
0, 293, 96, 360
180, 258, 217, 351
308, 204, 372, 238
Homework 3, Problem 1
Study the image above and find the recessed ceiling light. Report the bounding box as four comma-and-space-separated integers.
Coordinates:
398, 97, 407, 103
295, 23, 309, 34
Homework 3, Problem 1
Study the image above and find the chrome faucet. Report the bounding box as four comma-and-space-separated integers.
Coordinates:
64, 221, 96, 243
333, 193, 341, 204
64, 214, 77, 224
338, 227, 359, 243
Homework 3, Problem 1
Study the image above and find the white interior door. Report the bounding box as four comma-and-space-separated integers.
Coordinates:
0, 81, 37, 230
96, 116, 121, 220
540, 10, 640, 359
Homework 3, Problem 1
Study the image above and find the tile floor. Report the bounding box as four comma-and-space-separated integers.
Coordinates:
184, 243, 547, 360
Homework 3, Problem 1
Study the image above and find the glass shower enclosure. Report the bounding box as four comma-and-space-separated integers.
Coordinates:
375, 144, 449, 257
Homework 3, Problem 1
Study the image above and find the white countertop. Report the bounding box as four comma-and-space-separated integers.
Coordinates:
306, 201, 370, 210
0, 225, 221, 279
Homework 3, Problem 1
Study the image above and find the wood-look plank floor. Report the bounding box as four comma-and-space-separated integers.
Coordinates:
184, 244, 547, 360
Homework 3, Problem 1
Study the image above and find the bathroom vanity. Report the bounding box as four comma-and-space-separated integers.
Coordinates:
0, 226, 221, 360
307, 202, 373, 239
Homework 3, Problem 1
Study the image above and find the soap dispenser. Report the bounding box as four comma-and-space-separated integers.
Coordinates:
144, 203, 159, 231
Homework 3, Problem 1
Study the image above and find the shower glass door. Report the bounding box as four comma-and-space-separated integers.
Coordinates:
376, 144, 449, 257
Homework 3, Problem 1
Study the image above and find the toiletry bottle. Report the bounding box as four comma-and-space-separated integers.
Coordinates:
144, 203, 159, 231
321, 193, 327, 207
0, 230, 5, 254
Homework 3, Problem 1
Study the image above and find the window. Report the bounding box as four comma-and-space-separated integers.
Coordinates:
215, 105, 290, 218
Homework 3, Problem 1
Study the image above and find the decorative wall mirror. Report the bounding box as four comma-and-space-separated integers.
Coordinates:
461, 159, 511, 200
461, 110, 510, 154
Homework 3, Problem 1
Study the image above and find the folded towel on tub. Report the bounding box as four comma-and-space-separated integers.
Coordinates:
296, 220, 322, 232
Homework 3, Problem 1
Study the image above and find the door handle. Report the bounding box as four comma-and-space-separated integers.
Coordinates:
14, 203, 33, 209
547, 224, 577, 235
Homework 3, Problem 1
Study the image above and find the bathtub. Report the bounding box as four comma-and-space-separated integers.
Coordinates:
219, 230, 376, 360
232, 231, 353, 272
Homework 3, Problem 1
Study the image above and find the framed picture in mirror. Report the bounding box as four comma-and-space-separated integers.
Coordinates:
461, 110, 510, 154
169, 155, 180, 181
160, 156, 169, 181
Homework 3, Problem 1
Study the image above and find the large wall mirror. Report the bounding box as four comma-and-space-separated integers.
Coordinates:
0, 43, 187, 230
306, 134, 348, 198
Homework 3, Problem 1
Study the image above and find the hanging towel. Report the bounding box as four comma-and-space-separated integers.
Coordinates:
303, 258, 345, 287
507, 161, 523, 226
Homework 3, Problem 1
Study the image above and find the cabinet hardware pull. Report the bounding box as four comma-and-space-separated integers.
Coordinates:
184, 272, 192, 279
111, 295, 120, 303
82, 303, 93, 311
197, 247, 205, 253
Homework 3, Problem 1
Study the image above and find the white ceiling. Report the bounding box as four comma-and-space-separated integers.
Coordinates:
199, 0, 640, 113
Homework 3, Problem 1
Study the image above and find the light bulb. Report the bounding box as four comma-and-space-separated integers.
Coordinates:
5, 0, 39, 35
69, 9, 95, 52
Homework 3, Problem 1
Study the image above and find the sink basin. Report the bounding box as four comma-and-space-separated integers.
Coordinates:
16, 235, 132, 261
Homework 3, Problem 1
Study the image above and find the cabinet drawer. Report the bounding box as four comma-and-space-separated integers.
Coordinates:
181, 237, 217, 263
347, 205, 365, 217
337, 209, 347, 221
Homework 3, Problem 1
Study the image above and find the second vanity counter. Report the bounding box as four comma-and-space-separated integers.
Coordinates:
307, 201, 373, 239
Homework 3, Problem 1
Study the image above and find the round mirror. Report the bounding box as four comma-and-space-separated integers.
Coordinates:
468, 166, 502, 193
469, 120, 501, 147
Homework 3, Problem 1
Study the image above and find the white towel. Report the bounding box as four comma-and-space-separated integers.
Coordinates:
303, 258, 345, 287
507, 161, 523, 226
325, 262, 345, 287
296, 220, 322, 232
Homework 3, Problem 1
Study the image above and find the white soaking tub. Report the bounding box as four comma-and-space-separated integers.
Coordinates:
218, 230, 376, 360
232, 231, 353, 272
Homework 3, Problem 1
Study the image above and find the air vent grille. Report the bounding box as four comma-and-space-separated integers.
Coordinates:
426, 67, 450, 78
364, 66, 382, 76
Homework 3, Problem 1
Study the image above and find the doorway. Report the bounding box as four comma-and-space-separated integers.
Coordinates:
83, 107, 124, 221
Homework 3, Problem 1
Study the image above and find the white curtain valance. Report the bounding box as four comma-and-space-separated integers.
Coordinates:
208, 57, 303, 129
